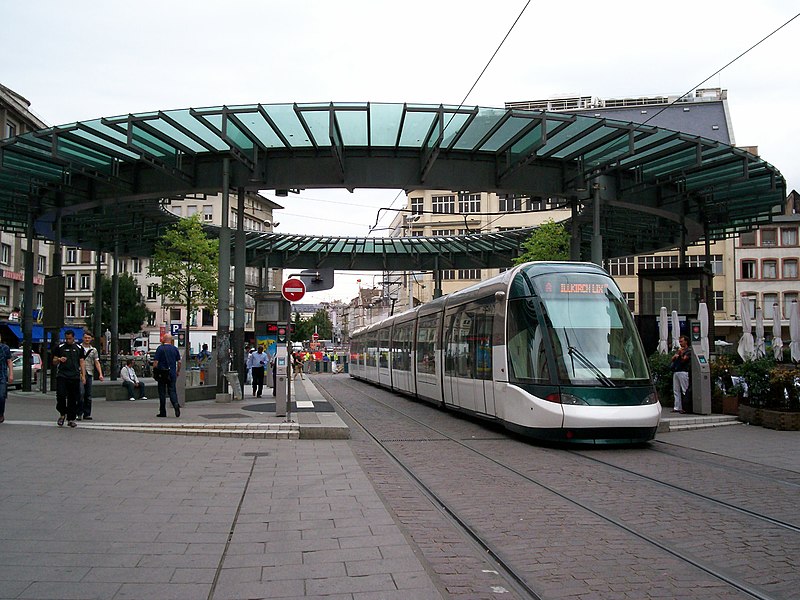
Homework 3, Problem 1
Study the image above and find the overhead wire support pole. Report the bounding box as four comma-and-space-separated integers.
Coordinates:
233, 187, 246, 394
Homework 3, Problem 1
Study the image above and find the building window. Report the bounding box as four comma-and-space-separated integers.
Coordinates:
202, 308, 214, 327
66, 248, 77, 264
131, 257, 142, 273
713, 290, 724, 312
411, 230, 424, 237
147, 312, 156, 326
741, 260, 756, 279
170, 308, 181, 322
79, 301, 89, 318
410, 197, 423, 215
80, 274, 91, 290
764, 294, 778, 318
203, 205, 214, 222
623, 292, 635, 312
147, 284, 158, 300
81, 250, 92, 264
66, 301, 76, 318
742, 295, 757, 319
499, 194, 525, 212
5, 121, 16, 138
37, 256, 46, 274
783, 259, 798, 279
431, 195, 455, 214
36, 292, 43, 308
781, 227, 798, 246
762, 260, 777, 279
457, 269, 481, 280
761, 228, 777, 246
431, 229, 455, 236
0, 286, 8, 307
441, 270, 456, 280
0, 243, 10, 265
784, 293, 798, 319
66, 274, 76, 290
458, 193, 481, 213
739, 231, 756, 246
246, 311, 253, 327
638, 255, 679, 270
186, 205, 198, 216
172, 206, 182, 217
608, 257, 635, 276
686, 254, 723, 275
117, 259, 127, 273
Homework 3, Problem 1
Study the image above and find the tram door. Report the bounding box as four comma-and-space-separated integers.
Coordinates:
444, 305, 494, 416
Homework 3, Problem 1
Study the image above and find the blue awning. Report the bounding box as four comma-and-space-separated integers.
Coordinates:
0, 322, 82, 345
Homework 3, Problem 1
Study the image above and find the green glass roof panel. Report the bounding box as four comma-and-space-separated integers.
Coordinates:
369, 103, 404, 146
297, 109, 329, 147
334, 108, 368, 146
69, 128, 140, 160
55, 137, 115, 172
222, 115, 254, 152
549, 123, 620, 159
236, 110, 286, 148
478, 114, 537, 153
451, 107, 506, 151
163, 110, 228, 151
130, 123, 178, 160
398, 110, 436, 147
141, 118, 208, 154
537, 117, 598, 156
441, 110, 473, 148
509, 123, 544, 159
261, 104, 314, 147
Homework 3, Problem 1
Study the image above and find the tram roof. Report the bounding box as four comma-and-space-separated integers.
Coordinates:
0, 102, 787, 265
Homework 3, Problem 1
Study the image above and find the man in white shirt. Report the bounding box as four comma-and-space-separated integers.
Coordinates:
120, 358, 147, 401
78, 332, 104, 420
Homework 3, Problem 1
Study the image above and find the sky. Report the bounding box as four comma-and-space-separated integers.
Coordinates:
2, 0, 799, 303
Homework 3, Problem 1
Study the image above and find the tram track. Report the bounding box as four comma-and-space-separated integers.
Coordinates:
320, 376, 799, 600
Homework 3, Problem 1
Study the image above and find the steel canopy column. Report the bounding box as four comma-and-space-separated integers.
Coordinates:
433, 255, 442, 299
233, 187, 246, 393
22, 204, 35, 391
570, 195, 581, 261
48, 197, 63, 392
94, 250, 103, 341
216, 159, 231, 394
591, 182, 603, 266
110, 241, 119, 381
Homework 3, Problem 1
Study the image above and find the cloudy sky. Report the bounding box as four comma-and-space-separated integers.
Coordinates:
2, 0, 798, 302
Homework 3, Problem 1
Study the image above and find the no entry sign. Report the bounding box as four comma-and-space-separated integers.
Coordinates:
282, 278, 306, 302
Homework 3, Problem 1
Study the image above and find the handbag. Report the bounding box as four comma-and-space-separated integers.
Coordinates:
153, 366, 171, 383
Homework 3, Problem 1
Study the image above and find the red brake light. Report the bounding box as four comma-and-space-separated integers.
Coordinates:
544, 393, 562, 404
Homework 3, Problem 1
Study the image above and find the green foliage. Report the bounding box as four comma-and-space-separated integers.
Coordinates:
291, 308, 333, 343
513, 220, 570, 264
648, 351, 673, 406
86, 273, 149, 335
737, 357, 775, 407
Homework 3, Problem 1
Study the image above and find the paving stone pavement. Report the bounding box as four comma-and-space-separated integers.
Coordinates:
2, 374, 798, 600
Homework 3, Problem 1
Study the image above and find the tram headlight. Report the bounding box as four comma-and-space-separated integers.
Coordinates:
641, 391, 659, 405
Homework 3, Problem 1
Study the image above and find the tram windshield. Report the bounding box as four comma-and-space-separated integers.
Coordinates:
508, 270, 650, 385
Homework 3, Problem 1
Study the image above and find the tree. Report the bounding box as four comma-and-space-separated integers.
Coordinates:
86, 273, 149, 336
308, 308, 333, 340
513, 219, 570, 264
148, 214, 219, 362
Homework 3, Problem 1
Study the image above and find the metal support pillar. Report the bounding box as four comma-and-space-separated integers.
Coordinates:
233, 187, 246, 394
433, 256, 442, 299
591, 183, 602, 266
570, 195, 581, 261
48, 198, 63, 392
22, 205, 35, 391
94, 249, 103, 341
110, 241, 119, 380
216, 159, 231, 394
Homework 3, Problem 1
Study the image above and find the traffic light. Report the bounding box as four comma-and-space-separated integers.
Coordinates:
177, 330, 186, 347
277, 325, 287, 343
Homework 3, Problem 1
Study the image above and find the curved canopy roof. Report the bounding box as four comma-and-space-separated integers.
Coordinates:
0, 102, 787, 265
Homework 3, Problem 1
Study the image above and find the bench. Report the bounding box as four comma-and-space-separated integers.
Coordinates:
105, 383, 160, 401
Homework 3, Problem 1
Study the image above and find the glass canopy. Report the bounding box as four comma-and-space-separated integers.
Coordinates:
0, 102, 787, 266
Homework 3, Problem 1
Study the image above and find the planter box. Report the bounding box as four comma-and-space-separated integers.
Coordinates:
761, 409, 800, 431
738, 404, 762, 426
722, 395, 739, 416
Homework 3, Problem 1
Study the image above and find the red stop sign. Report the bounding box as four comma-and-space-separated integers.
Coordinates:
282, 278, 306, 302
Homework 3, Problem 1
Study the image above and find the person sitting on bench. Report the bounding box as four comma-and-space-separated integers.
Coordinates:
120, 358, 147, 401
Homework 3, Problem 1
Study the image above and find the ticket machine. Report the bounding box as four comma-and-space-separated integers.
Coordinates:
689, 319, 712, 414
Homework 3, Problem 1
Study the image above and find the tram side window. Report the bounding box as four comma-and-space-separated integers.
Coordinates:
507, 298, 550, 383
379, 329, 390, 368
416, 315, 439, 375
472, 309, 493, 381
392, 323, 412, 371
444, 311, 460, 376
366, 336, 377, 367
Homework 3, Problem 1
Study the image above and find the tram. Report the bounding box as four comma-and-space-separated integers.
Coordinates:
349, 262, 660, 444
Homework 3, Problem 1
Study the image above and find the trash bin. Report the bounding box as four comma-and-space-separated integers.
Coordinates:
323, 361, 330, 373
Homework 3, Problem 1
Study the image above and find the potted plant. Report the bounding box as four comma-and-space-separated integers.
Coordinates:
710, 353, 738, 414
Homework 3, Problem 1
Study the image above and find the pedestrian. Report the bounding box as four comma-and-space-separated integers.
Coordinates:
671, 335, 691, 414
153, 334, 182, 418
292, 352, 304, 381
78, 332, 104, 420
0, 339, 12, 424
246, 344, 268, 397
120, 358, 147, 401
52, 329, 86, 428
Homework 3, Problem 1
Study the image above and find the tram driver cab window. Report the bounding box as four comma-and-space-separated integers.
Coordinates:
507, 298, 550, 383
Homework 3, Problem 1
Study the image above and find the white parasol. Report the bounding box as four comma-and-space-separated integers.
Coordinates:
791, 300, 800, 363
772, 303, 783, 361
698, 301, 709, 358
754, 306, 766, 359
738, 296, 755, 361
671, 310, 681, 350
657, 306, 669, 354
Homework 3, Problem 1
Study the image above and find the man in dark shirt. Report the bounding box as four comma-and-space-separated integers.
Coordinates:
153, 334, 182, 418
52, 330, 86, 427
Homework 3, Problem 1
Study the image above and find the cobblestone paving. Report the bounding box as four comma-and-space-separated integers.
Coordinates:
318, 376, 799, 600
